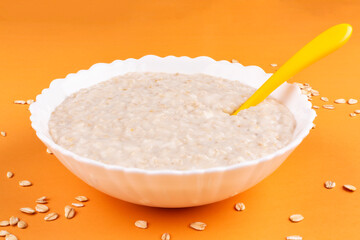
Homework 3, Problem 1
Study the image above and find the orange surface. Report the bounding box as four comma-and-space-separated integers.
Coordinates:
1, 0, 360, 239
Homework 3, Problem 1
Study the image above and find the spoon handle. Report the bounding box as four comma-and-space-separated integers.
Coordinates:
232, 23, 352, 115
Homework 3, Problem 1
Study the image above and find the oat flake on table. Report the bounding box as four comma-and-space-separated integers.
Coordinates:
324, 180, 336, 189
190, 222, 207, 231
134, 220, 148, 229
17, 220, 27, 229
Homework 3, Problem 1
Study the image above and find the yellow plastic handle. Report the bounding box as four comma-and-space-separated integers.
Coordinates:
232, 23, 353, 115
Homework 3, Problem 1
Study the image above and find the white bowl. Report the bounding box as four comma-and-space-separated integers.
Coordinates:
29, 55, 316, 208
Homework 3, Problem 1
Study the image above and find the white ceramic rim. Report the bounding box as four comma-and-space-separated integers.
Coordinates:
29, 55, 316, 176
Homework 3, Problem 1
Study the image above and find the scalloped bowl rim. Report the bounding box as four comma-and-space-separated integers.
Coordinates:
29, 55, 316, 176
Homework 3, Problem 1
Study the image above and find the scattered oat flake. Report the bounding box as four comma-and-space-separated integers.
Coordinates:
343, 184, 356, 192
348, 98, 358, 105
14, 100, 26, 104
35, 204, 49, 213
75, 196, 88, 202
234, 202, 245, 211
320, 97, 329, 102
19, 180, 32, 187
270, 63, 278, 67
334, 98, 346, 104
44, 212, 58, 221
289, 214, 304, 223
311, 90, 320, 96
350, 113, 356, 117
231, 59, 239, 63
135, 220, 148, 229
354, 110, 360, 114
0, 221, 10, 227
190, 222, 207, 231
46, 148, 53, 154
36, 196, 48, 204
286, 236, 302, 240
161, 233, 171, 240
17, 220, 27, 229
295, 82, 319, 101
71, 203, 84, 208
324, 180, 336, 189
322, 105, 335, 110
0, 230, 10, 237
20, 207, 35, 214
1, 131, 6, 137
6, 171, 14, 178
65, 205, 75, 219
9, 217, 19, 226
5, 234, 17, 240
312, 105, 319, 109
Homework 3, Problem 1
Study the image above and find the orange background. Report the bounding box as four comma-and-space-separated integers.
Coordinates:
1, 0, 360, 239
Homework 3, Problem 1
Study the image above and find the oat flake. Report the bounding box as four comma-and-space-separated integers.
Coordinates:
0, 230, 10, 237
75, 196, 88, 202
6, 171, 14, 178
19, 180, 32, 187
324, 181, 336, 189
190, 222, 207, 231
14, 100, 26, 104
65, 205, 75, 219
0, 131, 6, 137
44, 212, 58, 221
161, 233, 171, 240
320, 97, 329, 102
36, 196, 48, 204
35, 204, 49, 213
9, 216, 19, 226
348, 99, 358, 105
71, 203, 84, 208
343, 184, 356, 192
135, 220, 148, 229
322, 105, 335, 110
20, 207, 35, 214
234, 202, 245, 211
289, 214, 304, 223
17, 220, 27, 229
311, 90, 320, 96
334, 98, 346, 104
286, 236, 302, 240
5, 234, 17, 240
0, 221, 9, 227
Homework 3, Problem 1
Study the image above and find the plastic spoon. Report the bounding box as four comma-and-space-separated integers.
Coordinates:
231, 23, 353, 115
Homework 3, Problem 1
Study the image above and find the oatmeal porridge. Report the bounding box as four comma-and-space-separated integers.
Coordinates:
49, 72, 295, 170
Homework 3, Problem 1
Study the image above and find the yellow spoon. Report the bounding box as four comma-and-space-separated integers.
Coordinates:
231, 23, 353, 115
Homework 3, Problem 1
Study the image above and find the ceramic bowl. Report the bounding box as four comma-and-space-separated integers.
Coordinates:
29, 55, 316, 208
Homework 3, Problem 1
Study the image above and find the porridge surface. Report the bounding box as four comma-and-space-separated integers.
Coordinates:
49, 72, 295, 170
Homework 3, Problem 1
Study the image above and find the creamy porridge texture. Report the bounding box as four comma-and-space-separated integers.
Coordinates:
49, 72, 295, 170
